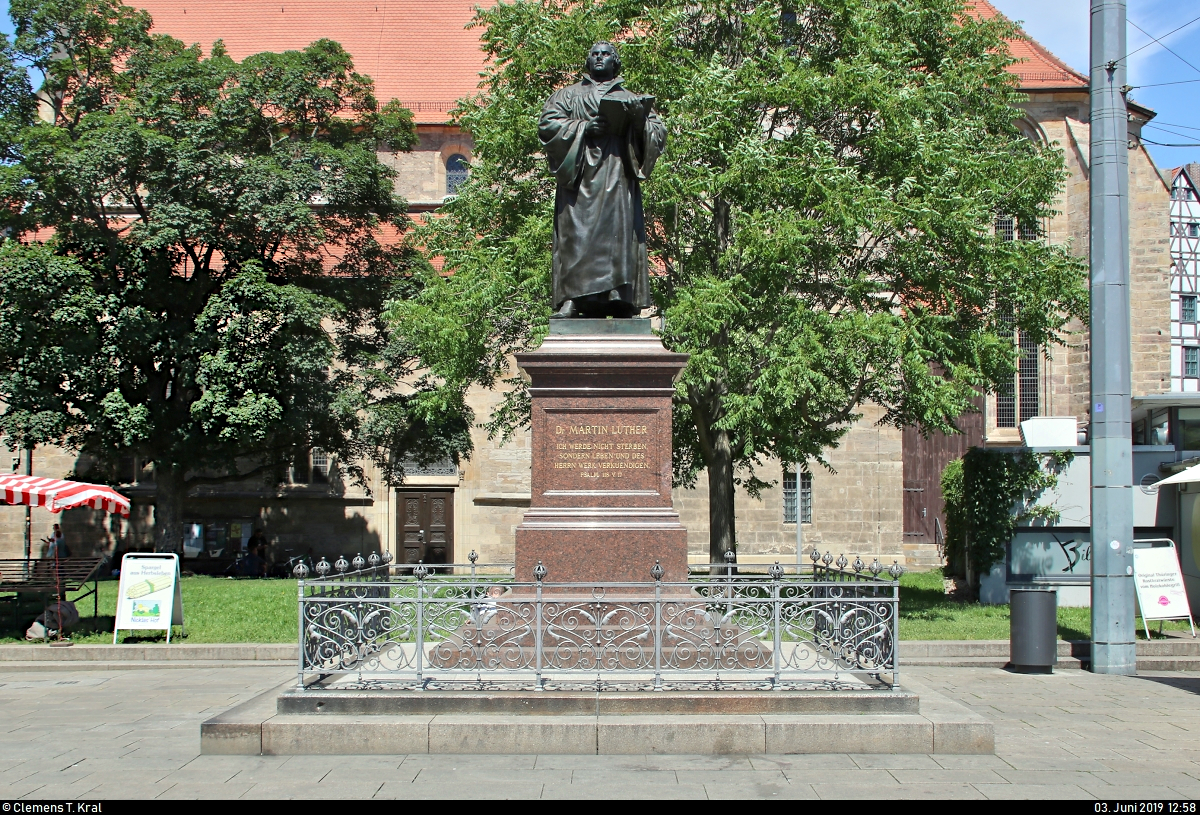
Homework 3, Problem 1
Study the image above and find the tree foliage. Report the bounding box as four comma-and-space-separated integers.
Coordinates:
0, 0, 470, 549
394, 0, 1089, 559
941, 449, 1071, 586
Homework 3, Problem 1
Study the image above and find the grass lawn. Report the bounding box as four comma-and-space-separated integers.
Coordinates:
0, 576, 297, 644
898, 568, 1193, 640
0, 569, 1189, 644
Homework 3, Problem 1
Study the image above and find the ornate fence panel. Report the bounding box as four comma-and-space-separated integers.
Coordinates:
296, 552, 901, 692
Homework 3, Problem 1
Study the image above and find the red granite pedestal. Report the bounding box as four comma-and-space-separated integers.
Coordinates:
514, 319, 689, 584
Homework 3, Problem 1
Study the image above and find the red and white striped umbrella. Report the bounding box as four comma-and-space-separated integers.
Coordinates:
0, 474, 130, 517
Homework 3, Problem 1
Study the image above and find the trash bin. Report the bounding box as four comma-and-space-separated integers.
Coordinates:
1009, 587, 1058, 674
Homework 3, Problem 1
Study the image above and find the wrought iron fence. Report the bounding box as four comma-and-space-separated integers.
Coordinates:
294, 550, 902, 692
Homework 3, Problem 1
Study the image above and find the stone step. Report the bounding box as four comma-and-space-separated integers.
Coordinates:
276, 688, 919, 716
2, 638, 1194, 667
1137, 656, 1200, 671
0, 660, 294, 672
902, 542, 945, 570
901, 656, 1087, 670
900, 639, 1200, 659
0, 643, 296, 662
202, 681, 994, 756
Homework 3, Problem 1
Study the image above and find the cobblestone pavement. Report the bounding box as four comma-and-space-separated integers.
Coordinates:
0, 665, 1198, 799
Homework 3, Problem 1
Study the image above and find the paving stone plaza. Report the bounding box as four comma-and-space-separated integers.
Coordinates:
1, 664, 1199, 800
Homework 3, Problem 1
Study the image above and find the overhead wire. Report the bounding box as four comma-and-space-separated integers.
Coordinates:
1150, 121, 1200, 134
1127, 18, 1200, 77
1128, 78, 1200, 90
1141, 138, 1200, 148
1145, 123, 1200, 141
1122, 12, 1200, 63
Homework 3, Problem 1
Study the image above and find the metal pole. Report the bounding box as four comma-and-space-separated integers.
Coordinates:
794, 465, 804, 566
653, 575, 662, 692
297, 578, 305, 689
415, 576, 424, 688
1089, 0, 1136, 674
23, 446, 31, 563
772, 567, 782, 689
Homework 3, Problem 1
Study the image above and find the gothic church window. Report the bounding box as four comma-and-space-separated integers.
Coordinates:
446, 154, 468, 195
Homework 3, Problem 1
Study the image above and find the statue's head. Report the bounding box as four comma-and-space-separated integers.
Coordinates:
586, 42, 620, 81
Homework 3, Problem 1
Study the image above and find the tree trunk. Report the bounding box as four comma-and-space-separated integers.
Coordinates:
154, 465, 186, 554
706, 428, 736, 566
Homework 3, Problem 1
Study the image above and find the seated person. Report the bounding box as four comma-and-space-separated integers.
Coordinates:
237, 544, 268, 577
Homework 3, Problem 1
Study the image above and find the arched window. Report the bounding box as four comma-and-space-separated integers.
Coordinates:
446, 154, 468, 195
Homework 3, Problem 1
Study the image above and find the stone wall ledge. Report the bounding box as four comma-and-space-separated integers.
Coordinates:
0, 642, 297, 661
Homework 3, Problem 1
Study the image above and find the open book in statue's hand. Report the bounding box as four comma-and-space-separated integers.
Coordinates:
598, 94, 655, 136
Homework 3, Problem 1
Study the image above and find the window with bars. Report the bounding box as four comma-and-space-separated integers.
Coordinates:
1187, 348, 1199, 379
995, 215, 1038, 242
783, 469, 812, 524
311, 448, 330, 483
994, 216, 1042, 429
996, 330, 1040, 428
291, 448, 331, 484
446, 154, 469, 195
1184, 295, 1198, 323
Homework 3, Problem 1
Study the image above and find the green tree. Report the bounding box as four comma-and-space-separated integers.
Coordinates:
392, 0, 1088, 562
941, 449, 1070, 587
0, 0, 470, 550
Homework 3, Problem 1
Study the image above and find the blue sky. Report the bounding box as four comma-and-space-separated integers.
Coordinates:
991, 0, 1200, 170
2, 0, 1196, 168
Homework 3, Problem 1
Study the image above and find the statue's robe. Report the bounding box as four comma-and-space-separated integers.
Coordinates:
539, 75, 667, 311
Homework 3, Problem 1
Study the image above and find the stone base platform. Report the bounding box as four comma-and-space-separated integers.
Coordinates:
275, 688, 920, 716
201, 683, 993, 756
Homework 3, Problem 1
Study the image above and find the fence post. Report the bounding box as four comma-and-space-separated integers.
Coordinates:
892, 579, 901, 690
414, 561, 427, 689
652, 560, 664, 692
770, 561, 783, 690
296, 577, 305, 689
534, 561, 546, 691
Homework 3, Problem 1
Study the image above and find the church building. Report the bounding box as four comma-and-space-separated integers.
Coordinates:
0, 0, 1175, 574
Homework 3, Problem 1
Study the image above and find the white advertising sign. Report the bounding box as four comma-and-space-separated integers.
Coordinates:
113, 553, 184, 643
1133, 545, 1192, 623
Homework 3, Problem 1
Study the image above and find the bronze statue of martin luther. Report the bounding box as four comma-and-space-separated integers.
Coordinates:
539, 42, 667, 318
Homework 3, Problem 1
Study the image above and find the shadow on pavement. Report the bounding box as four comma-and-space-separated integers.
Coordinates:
1135, 674, 1200, 695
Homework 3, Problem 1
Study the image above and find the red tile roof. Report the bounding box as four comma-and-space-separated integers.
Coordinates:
130, 0, 490, 123
967, 0, 1089, 89
130, 0, 1086, 129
